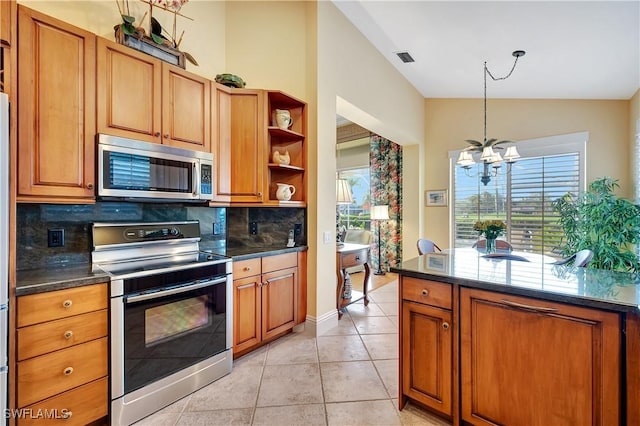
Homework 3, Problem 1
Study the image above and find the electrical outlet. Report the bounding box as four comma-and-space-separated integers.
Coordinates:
249, 222, 258, 235
48, 228, 65, 247
323, 231, 332, 244
212, 222, 222, 235
294, 223, 302, 239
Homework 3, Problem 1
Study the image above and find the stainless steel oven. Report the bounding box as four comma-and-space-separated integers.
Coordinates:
92, 221, 232, 426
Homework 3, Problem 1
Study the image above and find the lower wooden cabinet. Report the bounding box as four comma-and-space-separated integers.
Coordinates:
460, 287, 620, 426
402, 301, 452, 416
233, 252, 299, 356
16, 283, 108, 424
400, 277, 453, 418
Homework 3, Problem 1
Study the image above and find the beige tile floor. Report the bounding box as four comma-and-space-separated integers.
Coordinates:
134, 274, 451, 426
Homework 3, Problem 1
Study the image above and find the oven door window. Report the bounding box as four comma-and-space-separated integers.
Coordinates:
104, 151, 193, 193
123, 282, 227, 394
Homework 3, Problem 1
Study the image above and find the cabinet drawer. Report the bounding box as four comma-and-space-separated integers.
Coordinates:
262, 252, 297, 273
402, 277, 452, 309
233, 258, 261, 280
341, 249, 368, 269
17, 337, 108, 407
18, 377, 108, 426
17, 310, 107, 361
17, 284, 107, 327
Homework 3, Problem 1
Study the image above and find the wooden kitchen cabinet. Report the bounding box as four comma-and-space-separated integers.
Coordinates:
233, 252, 299, 356
211, 82, 232, 203
0, 0, 13, 47
400, 277, 453, 418
16, 283, 108, 424
227, 88, 265, 203
17, 5, 96, 202
460, 287, 620, 426
97, 37, 210, 152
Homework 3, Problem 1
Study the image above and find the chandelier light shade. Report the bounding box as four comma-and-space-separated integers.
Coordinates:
336, 179, 354, 204
456, 50, 526, 185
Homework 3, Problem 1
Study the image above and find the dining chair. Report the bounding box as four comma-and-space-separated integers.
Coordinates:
417, 238, 442, 255
472, 239, 513, 251
553, 249, 594, 267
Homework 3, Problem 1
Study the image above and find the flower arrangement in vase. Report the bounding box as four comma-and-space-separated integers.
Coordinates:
473, 219, 506, 253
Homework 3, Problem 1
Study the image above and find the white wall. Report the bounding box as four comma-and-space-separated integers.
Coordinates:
316, 1, 425, 331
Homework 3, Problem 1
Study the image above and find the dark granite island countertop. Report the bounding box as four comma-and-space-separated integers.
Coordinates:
391, 248, 640, 313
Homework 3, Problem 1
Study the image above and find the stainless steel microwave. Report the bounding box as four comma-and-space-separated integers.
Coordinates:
97, 134, 213, 202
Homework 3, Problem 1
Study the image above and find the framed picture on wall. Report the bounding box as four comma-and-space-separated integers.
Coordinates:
425, 189, 448, 207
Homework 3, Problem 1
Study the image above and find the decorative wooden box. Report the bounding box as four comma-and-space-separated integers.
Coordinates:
114, 27, 185, 69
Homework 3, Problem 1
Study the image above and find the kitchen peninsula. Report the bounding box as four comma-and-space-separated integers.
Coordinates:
392, 250, 640, 426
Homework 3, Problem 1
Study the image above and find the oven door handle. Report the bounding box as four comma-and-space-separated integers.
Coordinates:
125, 276, 227, 304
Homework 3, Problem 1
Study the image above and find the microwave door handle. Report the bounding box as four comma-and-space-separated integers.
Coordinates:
193, 162, 199, 196
125, 276, 228, 304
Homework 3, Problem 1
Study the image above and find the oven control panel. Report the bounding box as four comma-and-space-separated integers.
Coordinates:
93, 221, 201, 246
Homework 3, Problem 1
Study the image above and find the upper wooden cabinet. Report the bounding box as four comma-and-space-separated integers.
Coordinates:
211, 83, 231, 203
96, 38, 210, 152
215, 88, 265, 203
0, 0, 13, 47
17, 6, 96, 202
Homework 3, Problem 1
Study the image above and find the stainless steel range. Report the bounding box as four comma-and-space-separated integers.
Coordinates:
91, 221, 232, 426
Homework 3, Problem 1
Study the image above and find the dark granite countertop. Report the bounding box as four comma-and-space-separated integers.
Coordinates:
208, 245, 307, 261
16, 264, 110, 296
16, 245, 308, 296
391, 248, 640, 314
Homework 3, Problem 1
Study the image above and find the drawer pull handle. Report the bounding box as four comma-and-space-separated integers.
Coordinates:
442, 322, 450, 330
501, 299, 558, 313
421, 289, 429, 297
63, 367, 74, 376
63, 330, 73, 339
355, 256, 360, 261
243, 267, 251, 271
62, 299, 73, 309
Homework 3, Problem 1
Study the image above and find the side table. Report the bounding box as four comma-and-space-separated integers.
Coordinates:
336, 243, 371, 319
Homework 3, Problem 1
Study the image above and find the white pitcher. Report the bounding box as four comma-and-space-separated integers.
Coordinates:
275, 183, 296, 201
275, 109, 293, 129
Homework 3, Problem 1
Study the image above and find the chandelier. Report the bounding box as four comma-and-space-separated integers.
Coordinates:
456, 50, 526, 185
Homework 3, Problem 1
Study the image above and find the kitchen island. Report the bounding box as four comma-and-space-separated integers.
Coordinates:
391, 249, 640, 426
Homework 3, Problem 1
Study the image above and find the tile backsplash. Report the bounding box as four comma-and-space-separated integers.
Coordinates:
16, 203, 306, 270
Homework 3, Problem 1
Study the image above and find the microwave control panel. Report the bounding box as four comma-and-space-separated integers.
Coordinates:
201, 164, 212, 195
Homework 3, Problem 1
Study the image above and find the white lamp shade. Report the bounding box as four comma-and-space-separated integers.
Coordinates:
370, 205, 389, 220
480, 146, 495, 162
504, 146, 521, 162
456, 151, 475, 167
336, 179, 354, 204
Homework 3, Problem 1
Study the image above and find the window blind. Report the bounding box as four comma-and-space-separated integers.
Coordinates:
453, 153, 580, 255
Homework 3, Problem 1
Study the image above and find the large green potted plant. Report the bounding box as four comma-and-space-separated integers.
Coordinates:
553, 177, 640, 272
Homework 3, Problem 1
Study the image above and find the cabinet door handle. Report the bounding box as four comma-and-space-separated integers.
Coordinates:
442, 322, 450, 330
62, 299, 73, 309
501, 299, 558, 313
63, 330, 73, 339
257, 192, 262, 197
154, 132, 160, 137
164, 134, 169, 139
63, 367, 74, 376
421, 289, 429, 297
86, 183, 94, 190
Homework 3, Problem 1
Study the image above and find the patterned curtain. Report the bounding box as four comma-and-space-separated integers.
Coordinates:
370, 134, 403, 271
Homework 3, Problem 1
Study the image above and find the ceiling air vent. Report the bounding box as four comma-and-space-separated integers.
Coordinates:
395, 51, 415, 63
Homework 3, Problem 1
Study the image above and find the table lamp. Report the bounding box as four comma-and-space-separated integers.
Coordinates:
370, 205, 389, 275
